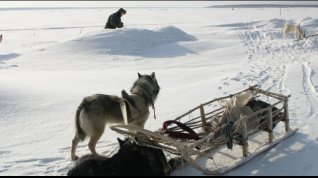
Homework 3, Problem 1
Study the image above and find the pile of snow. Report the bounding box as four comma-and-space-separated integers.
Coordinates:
54, 26, 197, 56
0, 53, 20, 62
212, 19, 285, 31
215, 17, 318, 31
1, 26, 200, 70
301, 17, 318, 27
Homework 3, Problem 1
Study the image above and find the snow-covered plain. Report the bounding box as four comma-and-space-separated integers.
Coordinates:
1, 6, 318, 176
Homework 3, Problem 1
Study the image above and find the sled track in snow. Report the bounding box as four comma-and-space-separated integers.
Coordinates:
219, 22, 318, 127
302, 62, 318, 118
240, 30, 318, 118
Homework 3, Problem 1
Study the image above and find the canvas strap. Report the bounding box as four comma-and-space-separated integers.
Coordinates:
120, 99, 129, 125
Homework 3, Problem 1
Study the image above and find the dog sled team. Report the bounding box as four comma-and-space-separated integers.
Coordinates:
68, 71, 297, 176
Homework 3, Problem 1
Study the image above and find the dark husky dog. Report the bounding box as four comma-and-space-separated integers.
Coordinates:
232, 99, 283, 147
71, 72, 160, 160
214, 98, 283, 148
246, 99, 283, 132
68, 138, 180, 176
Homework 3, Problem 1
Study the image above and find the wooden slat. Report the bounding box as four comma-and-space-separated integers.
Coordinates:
268, 110, 273, 143
284, 101, 290, 132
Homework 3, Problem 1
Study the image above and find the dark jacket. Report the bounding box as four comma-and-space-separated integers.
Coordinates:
105, 9, 126, 29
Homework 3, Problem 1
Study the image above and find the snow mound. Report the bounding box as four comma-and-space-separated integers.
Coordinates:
301, 17, 318, 28
213, 19, 284, 30
0, 53, 20, 62
214, 18, 318, 33
57, 26, 197, 56
265, 17, 318, 30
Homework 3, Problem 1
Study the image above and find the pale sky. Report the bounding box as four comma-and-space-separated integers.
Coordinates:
0, 1, 213, 8
0, 1, 317, 8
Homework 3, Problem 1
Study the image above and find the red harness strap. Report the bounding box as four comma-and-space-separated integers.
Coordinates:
162, 120, 200, 140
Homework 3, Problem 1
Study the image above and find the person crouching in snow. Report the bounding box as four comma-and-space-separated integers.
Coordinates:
105, 8, 127, 29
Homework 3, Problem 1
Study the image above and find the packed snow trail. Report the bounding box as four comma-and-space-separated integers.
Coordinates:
217, 18, 318, 176
219, 18, 318, 125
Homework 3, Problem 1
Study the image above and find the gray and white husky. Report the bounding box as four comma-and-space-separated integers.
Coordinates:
71, 72, 160, 160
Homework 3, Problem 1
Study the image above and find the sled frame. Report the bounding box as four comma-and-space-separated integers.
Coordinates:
110, 86, 298, 175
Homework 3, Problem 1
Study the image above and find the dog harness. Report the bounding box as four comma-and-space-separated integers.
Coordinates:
162, 120, 200, 140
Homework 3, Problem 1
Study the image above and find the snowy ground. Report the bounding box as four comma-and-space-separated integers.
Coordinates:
1, 6, 318, 176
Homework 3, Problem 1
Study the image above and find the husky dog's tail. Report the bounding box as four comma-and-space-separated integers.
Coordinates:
75, 99, 88, 141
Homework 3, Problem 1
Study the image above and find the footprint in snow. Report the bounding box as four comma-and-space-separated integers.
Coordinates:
223, 82, 229, 86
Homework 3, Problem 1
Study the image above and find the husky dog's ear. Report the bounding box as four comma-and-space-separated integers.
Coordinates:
117, 138, 125, 147
151, 72, 156, 79
138, 73, 142, 78
121, 89, 129, 98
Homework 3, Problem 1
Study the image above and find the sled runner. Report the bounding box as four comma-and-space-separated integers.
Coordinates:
110, 86, 298, 175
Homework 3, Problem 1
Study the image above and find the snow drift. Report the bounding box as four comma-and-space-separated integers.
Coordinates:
54, 26, 197, 56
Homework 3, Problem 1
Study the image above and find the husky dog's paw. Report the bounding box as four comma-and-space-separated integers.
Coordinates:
71, 155, 79, 161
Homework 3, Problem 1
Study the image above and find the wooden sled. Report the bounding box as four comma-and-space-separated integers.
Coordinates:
110, 86, 298, 175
